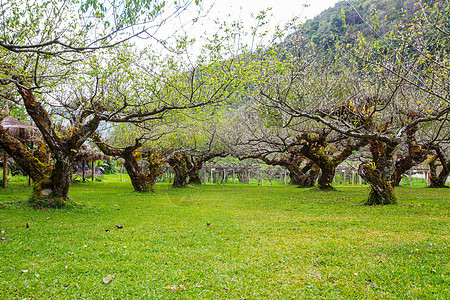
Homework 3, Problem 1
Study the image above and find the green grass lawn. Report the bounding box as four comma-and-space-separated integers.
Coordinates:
1, 175, 449, 299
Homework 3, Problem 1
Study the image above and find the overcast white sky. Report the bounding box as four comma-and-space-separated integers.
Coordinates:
147, 0, 341, 54
203, 0, 340, 24
177, 0, 340, 45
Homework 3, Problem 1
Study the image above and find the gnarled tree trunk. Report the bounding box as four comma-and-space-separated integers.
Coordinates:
287, 160, 320, 188
316, 164, 336, 190
125, 155, 150, 193
187, 156, 203, 185
428, 146, 450, 188
359, 140, 397, 205
167, 152, 191, 188
187, 152, 227, 185
298, 162, 320, 187
0, 125, 57, 206
299, 133, 368, 190
144, 152, 164, 191
359, 164, 396, 205
168, 151, 227, 187
188, 168, 202, 184
95, 137, 162, 193
392, 125, 428, 186
242, 152, 318, 187
16, 86, 100, 206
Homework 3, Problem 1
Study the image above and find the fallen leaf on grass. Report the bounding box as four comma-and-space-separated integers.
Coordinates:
103, 275, 113, 284
164, 284, 186, 291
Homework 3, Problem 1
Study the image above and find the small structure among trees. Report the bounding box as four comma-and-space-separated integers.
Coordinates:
0, 115, 39, 188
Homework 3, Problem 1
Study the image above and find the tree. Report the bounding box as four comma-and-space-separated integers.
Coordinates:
160, 114, 230, 187
0, 115, 54, 205
0, 0, 202, 57
94, 134, 164, 192
295, 132, 368, 190
0, 0, 211, 206
241, 152, 319, 187
230, 94, 366, 190
245, 1, 449, 204
226, 107, 318, 187
428, 143, 450, 188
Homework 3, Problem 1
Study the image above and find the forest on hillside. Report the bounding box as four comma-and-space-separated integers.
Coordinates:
286, 0, 447, 50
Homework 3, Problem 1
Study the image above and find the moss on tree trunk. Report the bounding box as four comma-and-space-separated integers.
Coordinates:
188, 170, 202, 184
428, 151, 450, 188
0, 126, 71, 207
29, 157, 75, 208
299, 133, 367, 191
94, 137, 162, 193
317, 165, 336, 190
16, 85, 100, 207
359, 164, 396, 205
167, 152, 191, 188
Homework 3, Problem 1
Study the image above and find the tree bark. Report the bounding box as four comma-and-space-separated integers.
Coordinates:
144, 151, 163, 191
287, 161, 319, 187
2, 150, 6, 188
92, 161, 95, 181
47, 157, 74, 201
167, 152, 191, 188
16, 86, 100, 206
316, 164, 336, 190
125, 156, 151, 193
0, 126, 61, 206
167, 151, 227, 187
299, 133, 368, 190
82, 160, 86, 182
359, 140, 397, 205
187, 152, 227, 185
392, 125, 428, 186
187, 156, 203, 185
94, 137, 161, 193
359, 164, 396, 205
428, 148, 450, 188
241, 152, 318, 187
188, 169, 202, 184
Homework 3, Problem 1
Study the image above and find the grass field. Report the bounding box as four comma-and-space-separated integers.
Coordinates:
0, 175, 449, 299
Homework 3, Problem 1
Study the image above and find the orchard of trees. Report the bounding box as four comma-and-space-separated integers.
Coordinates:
1, 0, 449, 208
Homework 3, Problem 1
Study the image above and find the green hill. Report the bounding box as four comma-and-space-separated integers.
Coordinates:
287, 0, 443, 50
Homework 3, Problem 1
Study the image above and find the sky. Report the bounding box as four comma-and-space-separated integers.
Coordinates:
203, 0, 341, 24
181, 0, 338, 47
145, 0, 341, 54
